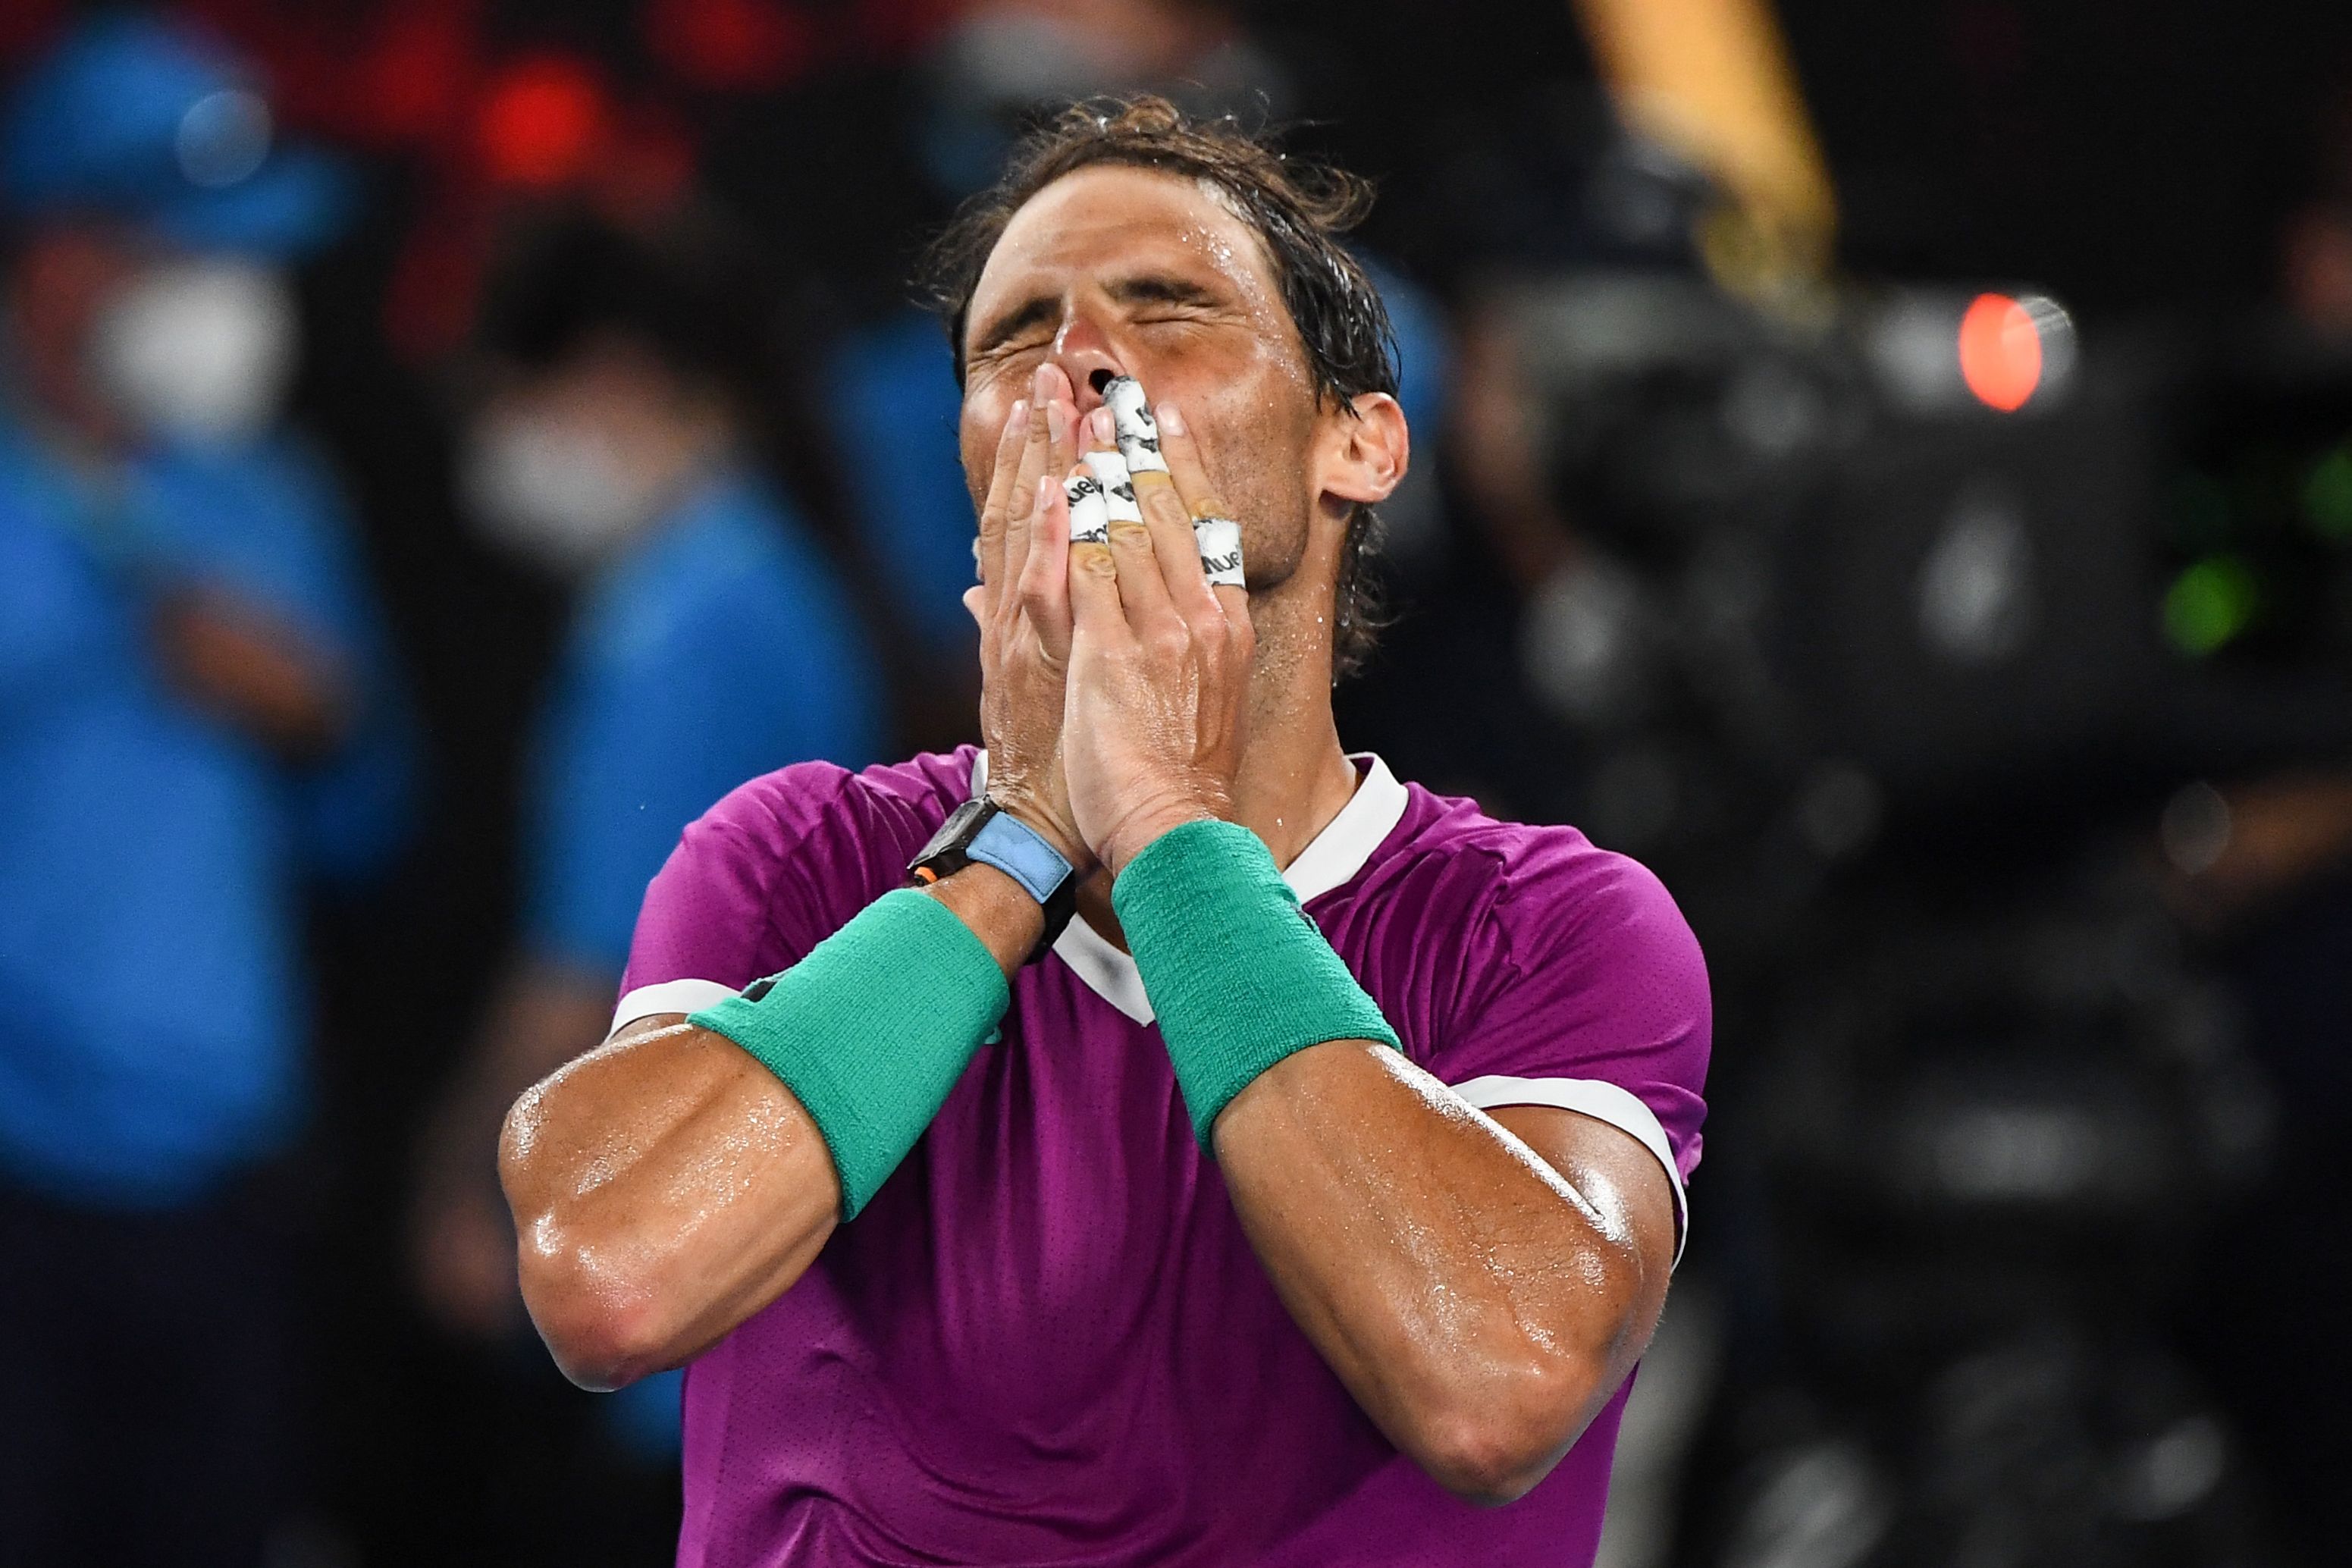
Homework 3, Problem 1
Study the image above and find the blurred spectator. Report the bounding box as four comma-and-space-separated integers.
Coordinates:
0, 14, 412, 1563
409, 205, 883, 1460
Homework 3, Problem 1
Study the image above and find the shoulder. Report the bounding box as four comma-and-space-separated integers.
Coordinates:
1353, 776, 1712, 1193
618, 749, 978, 1004
1373, 786, 1690, 946
1360, 782, 1709, 1030
1476, 819, 1698, 974
700, 743, 974, 842
688, 748, 977, 891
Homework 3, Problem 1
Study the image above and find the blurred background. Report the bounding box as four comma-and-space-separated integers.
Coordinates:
0, 0, 2346, 1564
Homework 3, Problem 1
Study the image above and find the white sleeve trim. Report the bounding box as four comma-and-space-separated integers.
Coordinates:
611, 977, 742, 1035
1451, 1074, 1689, 1268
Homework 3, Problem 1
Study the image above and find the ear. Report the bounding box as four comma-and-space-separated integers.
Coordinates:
1313, 391, 1410, 510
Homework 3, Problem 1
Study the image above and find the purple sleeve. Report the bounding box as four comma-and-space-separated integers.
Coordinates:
615, 758, 952, 1019
616, 814, 792, 1001
1433, 836, 1712, 1187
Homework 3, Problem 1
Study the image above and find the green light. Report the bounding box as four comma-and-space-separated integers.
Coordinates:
2163, 557, 2258, 657
2303, 446, 2352, 544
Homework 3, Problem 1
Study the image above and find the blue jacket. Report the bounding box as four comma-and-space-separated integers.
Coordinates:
522, 468, 883, 977
0, 417, 412, 1206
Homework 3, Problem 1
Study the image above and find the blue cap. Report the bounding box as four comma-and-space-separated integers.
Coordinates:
1, 14, 352, 258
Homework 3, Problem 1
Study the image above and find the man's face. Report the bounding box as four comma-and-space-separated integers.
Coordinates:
957, 163, 1325, 590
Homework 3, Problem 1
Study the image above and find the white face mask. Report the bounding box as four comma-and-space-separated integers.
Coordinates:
458, 411, 665, 574
89, 259, 299, 444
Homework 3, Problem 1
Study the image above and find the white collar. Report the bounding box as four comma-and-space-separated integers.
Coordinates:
968, 750, 1410, 1024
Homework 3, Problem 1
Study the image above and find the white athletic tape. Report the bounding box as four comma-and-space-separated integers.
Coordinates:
1083, 449, 1143, 524
1064, 469, 1109, 544
1102, 376, 1169, 474
1194, 516, 1244, 586
1071, 400, 1243, 585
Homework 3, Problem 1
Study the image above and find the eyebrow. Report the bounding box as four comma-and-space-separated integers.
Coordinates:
1105, 274, 1225, 311
966, 272, 1231, 359
967, 293, 1060, 361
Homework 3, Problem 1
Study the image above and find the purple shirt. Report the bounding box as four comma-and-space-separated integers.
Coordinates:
616, 748, 1711, 1567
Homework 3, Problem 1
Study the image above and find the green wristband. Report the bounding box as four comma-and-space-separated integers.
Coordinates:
1112, 819, 1400, 1148
689, 888, 1008, 1218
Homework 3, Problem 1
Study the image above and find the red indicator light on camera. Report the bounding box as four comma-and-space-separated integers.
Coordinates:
1958, 293, 2043, 412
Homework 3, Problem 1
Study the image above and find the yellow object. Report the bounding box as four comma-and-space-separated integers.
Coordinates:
1570, 0, 1836, 293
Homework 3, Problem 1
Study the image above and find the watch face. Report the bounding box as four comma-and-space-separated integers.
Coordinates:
912, 796, 992, 870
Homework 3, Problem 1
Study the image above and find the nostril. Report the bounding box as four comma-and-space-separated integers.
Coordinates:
1089, 368, 1114, 394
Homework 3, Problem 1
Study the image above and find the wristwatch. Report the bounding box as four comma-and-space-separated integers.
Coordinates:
907, 797, 1080, 961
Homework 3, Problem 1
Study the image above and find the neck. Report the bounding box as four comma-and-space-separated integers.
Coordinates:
1228, 569, 1359, 870
1071, 557, 1356, 947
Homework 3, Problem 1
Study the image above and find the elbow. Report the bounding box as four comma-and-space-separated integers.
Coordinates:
1411, 1246, 1661, 1505
512, 1215, 675, 1391
1409, 1355, 1610, 1507
499, 1099, 676, 1391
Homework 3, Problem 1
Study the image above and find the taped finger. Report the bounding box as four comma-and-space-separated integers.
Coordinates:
1083, 449, 1143, 525
1120, 463, 1215, 606
1105, 500, 1184, 637
1109, 378, 1210, 544
1065, 469, 1109, 545
1102, 375, 1168, 475
1146, 399, 1241, 567
1193, 516, 1246, 587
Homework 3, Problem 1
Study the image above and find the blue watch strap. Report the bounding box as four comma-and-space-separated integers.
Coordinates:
966, 810, 1075, 908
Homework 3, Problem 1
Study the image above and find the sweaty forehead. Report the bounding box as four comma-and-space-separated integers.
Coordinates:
967, 165, 1284, 337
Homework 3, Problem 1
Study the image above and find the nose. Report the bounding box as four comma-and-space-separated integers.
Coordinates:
1049, 313, 1126, 414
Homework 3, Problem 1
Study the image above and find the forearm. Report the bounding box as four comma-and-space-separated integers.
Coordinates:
1214, 1042, 1652, 1501
1109, 819, 1664, 1501
500, 865, 1043, 1387
501, 1014, 841, 1388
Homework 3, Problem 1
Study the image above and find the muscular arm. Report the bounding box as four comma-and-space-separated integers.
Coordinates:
1049, 381, 1681, 1505
509, 368, 1092, 1391
1212, 1043, 1678, 1507
498, 862, 1046, 1390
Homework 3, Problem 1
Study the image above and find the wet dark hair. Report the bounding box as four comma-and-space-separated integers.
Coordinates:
917, 96, 1399, 681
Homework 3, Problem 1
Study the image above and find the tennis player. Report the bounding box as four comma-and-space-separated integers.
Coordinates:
499, 98, 1711, 1567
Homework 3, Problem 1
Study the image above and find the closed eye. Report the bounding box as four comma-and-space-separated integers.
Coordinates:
967, 294, 1059, 363
1108, 275, 1225, 315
